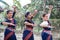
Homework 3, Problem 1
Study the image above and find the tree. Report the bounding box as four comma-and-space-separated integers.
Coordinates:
0, 0, 9, 6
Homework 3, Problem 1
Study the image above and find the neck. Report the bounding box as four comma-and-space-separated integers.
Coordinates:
8, 17, 13, 20
26, 18, 31, 20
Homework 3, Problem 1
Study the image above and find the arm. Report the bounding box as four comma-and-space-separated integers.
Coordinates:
47, 5, 53, 19
24, 22, 36, 26
47, 10, 51, 19
12, 5, 16, 12
1, 22, 15, 26
24, 22, 33, 26
12, 6, 16, 18
32, 10, 38, 17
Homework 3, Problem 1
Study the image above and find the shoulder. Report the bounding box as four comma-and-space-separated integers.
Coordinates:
24, 19, 29, 22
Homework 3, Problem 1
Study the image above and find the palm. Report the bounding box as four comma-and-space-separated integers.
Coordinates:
12, 6, 16, 9
49, 5, 53, 10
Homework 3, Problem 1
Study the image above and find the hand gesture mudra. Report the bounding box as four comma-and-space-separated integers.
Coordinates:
49, 5, 53, 10
12, 5, 17, 9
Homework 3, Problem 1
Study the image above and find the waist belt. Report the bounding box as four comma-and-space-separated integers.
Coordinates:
43, 30, 52, 35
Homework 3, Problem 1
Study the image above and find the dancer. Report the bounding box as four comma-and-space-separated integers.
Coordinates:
1, 10, 17, 40
40, 5, 53, 40
22, 10, 38, 40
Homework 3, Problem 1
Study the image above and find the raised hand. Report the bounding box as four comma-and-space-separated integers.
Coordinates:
32, 10, 38, 17
49, 5, 53, 10
12, 5, 17, 9
34, 10, 38, 14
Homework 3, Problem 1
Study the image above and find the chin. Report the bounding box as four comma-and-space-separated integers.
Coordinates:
45, 20, 48, 21
10, 17, 12, 18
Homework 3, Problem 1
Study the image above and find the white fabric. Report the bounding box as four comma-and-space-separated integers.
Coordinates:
40, 21, 48, 27
40, 21, 52, 28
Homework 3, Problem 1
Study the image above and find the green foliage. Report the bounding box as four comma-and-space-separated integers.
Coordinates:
0, 0, 60, 32
50, 19, 60, 30
0, 0, 9, 6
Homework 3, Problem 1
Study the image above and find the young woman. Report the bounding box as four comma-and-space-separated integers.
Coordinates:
1, 10, 17, 40
22, 10, 38, 40
40, 5, 53, 40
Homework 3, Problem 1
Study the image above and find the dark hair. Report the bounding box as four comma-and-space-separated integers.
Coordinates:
25, 12, 30, 18
42, 13, 47, 17
7, 10, 13, 14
